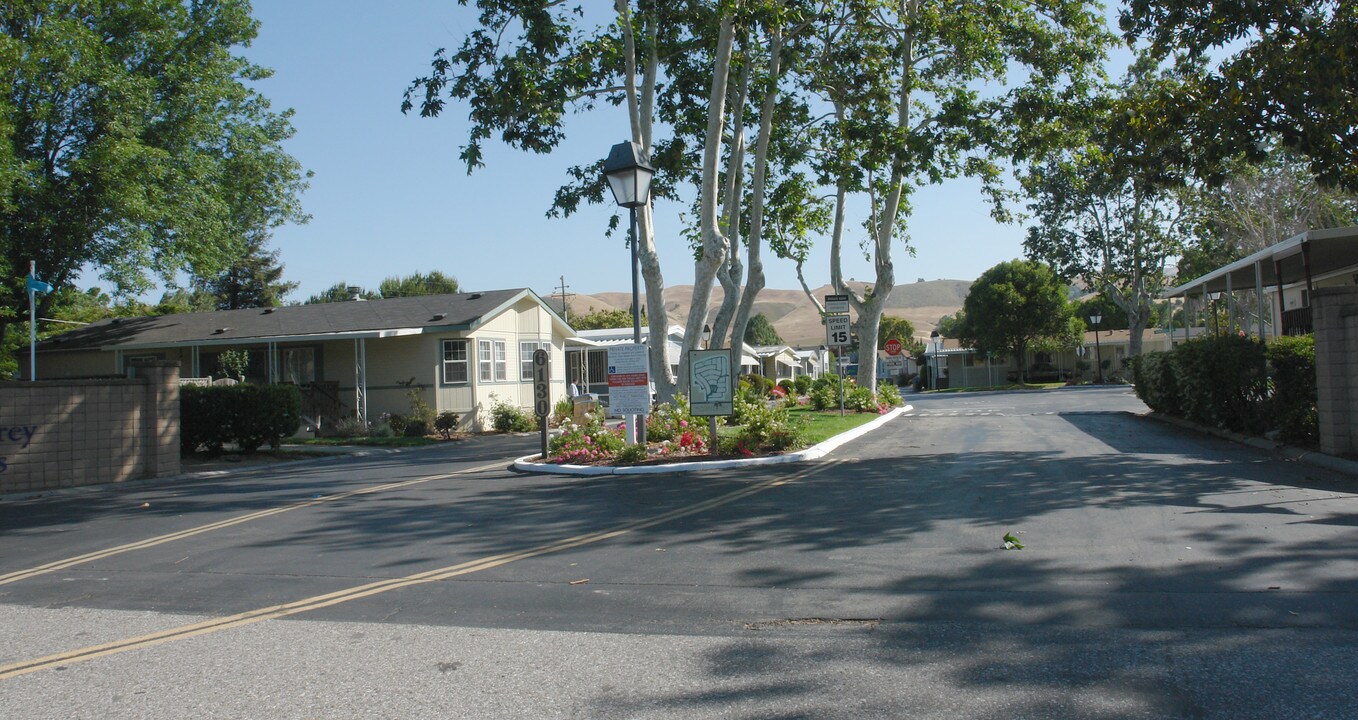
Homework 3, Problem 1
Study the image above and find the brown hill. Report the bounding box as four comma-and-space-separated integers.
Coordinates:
546, 279, 970, 347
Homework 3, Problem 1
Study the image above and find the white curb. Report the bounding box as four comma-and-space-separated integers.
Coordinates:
513, 405, 911, 476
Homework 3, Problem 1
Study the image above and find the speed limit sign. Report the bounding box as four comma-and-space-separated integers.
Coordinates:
825, 315, 851, 348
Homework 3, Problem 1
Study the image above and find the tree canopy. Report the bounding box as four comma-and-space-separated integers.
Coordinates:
1, 0, 309, 350
1119, 0, 1358, 191
743, 313, 782, 346
194, 236, 298, 310
378, 271, 460, 298
569, 306, 645, 331
957, 260, 1073, 382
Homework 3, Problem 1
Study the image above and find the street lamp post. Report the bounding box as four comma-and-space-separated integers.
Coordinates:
930, 330, 940, 390
603, 140, 655, 446
1089, 314, 1104, 384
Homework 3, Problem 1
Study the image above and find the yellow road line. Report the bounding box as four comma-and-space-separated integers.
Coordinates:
0, 461, 831, 680
0, 460, 509, 587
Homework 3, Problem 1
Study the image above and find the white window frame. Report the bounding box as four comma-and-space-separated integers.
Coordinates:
520, 341, 550, 380
478, 339, 508, 382
441, 340, 468, 384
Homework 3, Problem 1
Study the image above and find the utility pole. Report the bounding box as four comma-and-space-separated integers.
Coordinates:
554, 275, 575, 323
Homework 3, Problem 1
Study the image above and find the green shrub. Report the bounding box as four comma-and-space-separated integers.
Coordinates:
435, 411, 461, 439
551, 396, 573, 427
384, 413, 409, 436
1267, 335, 1317, 445
180, 384, 302, 454
809, 376, 842, 410
1171, 335, 1268, 433
739, 373, 773, 397
1130, 351, 1180, 416
489, 396, 537, 432
403, 419, 429, 437
876, 380, 903, 407
616, 443, 649, 464
646, 393, 708, 443
845, 384, 878, 412
549, 413, 625, 463
793, 375, 812, 395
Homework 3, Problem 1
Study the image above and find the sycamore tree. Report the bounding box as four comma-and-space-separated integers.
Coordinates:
1022, 61, 1193, 358
0, 1, 310, 355
957, 259, 1073, 383
792, 0, 1111, 390
404, 0, 1108, 398
1120, 0, 1358, 192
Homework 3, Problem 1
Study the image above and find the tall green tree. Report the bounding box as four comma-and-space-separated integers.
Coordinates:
799, 0, 1112, 390
0, 0, 310, 355
1120, 0, 1358, 191
304, 283, 379, 305
194, 236, 298, 310
958, 260, 1073, 383
378, 271, 460, 298
743, 313, 782, 345
570, 306, 644, 331
877, 316, 919, 353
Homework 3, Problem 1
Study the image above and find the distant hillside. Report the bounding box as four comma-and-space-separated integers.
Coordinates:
544, 278, 971, 347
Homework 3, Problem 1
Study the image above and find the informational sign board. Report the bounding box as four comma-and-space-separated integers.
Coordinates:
825, 314, 851, 348
824, 294, 849, 314
688, 349, 734, 417
607, 344, 650, 416
882, 355, 906, 376
532, 349, 550, 418
884, 338, 903, 356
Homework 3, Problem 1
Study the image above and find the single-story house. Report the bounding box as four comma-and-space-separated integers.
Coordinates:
794, 347, 828, 378
564, 325, 760, 409
24, 288, 574, 432
751, 345, 801, 380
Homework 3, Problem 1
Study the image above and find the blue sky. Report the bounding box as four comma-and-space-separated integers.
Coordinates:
232, 1, 1047, 303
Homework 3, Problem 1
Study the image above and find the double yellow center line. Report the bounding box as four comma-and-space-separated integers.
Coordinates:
0, 462, 826, 680
0, 460, 509, 588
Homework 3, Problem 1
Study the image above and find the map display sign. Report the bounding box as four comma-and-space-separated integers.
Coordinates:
688, 349, 734, 417
607, 344, 650, 416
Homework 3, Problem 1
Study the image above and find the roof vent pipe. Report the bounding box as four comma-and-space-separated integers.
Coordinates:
348, 286, 364, 301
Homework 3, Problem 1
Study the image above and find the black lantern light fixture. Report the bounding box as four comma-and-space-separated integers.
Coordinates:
603, 140, 655, 445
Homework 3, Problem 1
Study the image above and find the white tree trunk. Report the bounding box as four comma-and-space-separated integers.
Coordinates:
677, 14, 736, 392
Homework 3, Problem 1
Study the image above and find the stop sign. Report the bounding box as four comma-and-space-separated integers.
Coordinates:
884, 338, 903, 356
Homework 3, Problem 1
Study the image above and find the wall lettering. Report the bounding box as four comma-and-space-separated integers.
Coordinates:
0, 424, 38, 474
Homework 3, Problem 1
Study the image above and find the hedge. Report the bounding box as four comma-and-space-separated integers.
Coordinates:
1131, 334, 1316, 445
1266, 335, 1318, 445
182, 384, 303, 455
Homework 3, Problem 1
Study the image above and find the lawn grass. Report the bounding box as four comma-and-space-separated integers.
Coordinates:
789, 407, 884, 445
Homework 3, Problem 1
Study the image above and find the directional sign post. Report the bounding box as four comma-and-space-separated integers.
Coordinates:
532, 348, 550, 459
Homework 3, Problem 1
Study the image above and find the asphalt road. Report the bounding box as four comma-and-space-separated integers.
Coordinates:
3, 386, 1357, 719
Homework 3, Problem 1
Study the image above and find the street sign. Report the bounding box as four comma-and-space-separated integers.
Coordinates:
689, 349, 734, 417
884, 338, 903, 356
532, 349, 550, 418
825, 314, 851, 348
824, 294, 849, 314
607, 343, 650, 416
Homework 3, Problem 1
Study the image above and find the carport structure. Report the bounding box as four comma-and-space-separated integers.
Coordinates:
1162, 226, 1358, 340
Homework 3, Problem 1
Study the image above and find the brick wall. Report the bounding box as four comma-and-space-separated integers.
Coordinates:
0, 361, 181, 494
1313, 287, 1358, 457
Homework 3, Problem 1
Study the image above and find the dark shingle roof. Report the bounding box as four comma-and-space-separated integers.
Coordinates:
38, 289, 535, 352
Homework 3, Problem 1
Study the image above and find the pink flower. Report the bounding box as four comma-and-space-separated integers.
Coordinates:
679, 420, 688, 428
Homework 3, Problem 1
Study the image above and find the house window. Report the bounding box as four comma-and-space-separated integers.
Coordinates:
282, 347, 316, 384
520, 341, 549, 380
479, 339, 507, 382
442, 340, 468, 384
